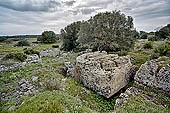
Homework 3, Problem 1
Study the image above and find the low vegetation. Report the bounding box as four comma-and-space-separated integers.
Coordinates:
24, 48, 40, 57
15, 40, 31, 47
2, 52, 27, 62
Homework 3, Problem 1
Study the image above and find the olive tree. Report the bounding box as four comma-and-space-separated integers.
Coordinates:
78, 11, 137, 52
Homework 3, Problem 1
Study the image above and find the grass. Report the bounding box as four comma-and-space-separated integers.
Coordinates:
0, 50, 117, 113
116, 95, 170, 113
0, 39, 170, 113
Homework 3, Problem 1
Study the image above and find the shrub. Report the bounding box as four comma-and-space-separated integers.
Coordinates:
61, 21, 81, 51
39, 31, 57, 43
0, 37, 7, 42
153, 41, 170, 57
24, 48, 40, 57
148, 35, 159, 41
52, 45, 59, 48
143, 42, 153, 49
3, 52, 27, 62
15, 40, 31, 46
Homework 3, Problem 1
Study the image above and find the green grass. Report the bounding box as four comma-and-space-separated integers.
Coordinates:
0, 52, 117, 113
2, 91, 97, 113
0, 40, 170, 113
116, 95, 170, 113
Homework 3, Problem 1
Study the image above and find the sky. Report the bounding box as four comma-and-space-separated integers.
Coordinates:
0, 0, 170, 35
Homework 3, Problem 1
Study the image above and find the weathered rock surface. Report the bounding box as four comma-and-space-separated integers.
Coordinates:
134, 60, 170, 96
114, 87, 141, 110
64, 62, 75, 77
76, 51, 135, 98
40, 49, 60, 57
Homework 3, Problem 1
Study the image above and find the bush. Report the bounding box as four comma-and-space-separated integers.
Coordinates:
15, 40, 31, 46
0, 37, 7, 42
143, 42, 153, 49
153, 41, 170, 56
24, 48, 40, 57
52, 45, 59, 48
61, 21, 81, 51
148, 35, 159, 41
3, 52, 27, 62
39, 31, 57, 43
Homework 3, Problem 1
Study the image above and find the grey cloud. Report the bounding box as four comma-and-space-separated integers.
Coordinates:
0, 0, 61, 12
0, 0, 170, 35
63, 0, 76, 6
80, 8, 96, 14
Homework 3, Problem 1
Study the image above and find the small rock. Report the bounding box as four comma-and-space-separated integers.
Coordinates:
31, 76, 38, 82
8, 106, 16, 111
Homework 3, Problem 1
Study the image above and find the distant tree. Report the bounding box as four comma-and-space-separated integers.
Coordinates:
139, 31, 148, 39
154, 24, 170, 40
39, 31, 57, 43
60, 21, 81, 51
0, 37, 7, 42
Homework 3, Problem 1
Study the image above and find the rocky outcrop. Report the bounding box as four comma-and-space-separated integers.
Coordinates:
0, 54, 41, 72
64, 62, 75, 77
76, 51, 135, 98
40, 49, 60, 57
134, 59, 170, 96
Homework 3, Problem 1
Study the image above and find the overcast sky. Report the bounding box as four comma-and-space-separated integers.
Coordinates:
0, 0, 170, 35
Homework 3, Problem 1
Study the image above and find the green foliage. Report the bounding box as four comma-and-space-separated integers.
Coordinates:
61, 11, 137, 52
0, 37, 7, 42
143, 42, 153, 49
60, 21, 81, 51
24, 48, 40, 57
15, 40, 31, 47
153, 41, 170, 57
52, 45, 59, 48
148, 35, 159, 41
78, 11, 137, 52
3, 52, 27, 62
128, 50, 151, 67
39, 31, 57, 43
139, 31, 148, 39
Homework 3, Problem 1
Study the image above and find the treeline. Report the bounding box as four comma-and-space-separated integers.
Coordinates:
60, 11, 139, 52
0, 35, 41, 39
138, 24, 170, 41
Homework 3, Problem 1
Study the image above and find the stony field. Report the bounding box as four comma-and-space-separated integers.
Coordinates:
0, 38, 170, 113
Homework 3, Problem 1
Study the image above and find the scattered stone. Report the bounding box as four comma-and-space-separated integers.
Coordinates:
0, 54, 41, 72
40, 49, 60, 57
1, 78, 39, 100
60, 53, 68, 58
8, 105, 16, 111
25, 54, 41, 63
114, 87, 142, 110
31, 76, 38, 82
75, 51, 136, 98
